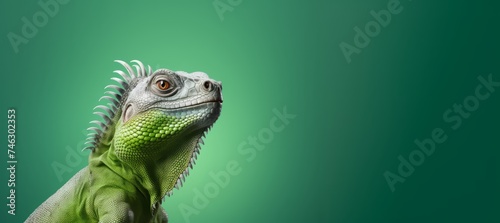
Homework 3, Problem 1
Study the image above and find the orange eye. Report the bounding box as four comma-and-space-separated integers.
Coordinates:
156, 80, 170, 90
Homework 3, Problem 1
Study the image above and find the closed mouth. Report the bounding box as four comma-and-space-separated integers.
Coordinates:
185, 99, 222, 108
150, 99, 222, 112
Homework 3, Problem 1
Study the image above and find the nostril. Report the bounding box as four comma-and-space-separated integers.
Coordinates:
203, 81, 213, 91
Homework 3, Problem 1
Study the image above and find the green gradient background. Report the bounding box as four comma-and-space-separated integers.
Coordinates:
1, 0, 499, 222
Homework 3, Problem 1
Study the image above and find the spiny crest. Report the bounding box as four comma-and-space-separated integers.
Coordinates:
83, 60, 153, 151
166, 124, 216, 199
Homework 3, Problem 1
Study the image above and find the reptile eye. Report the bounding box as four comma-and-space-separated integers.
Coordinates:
156, 80, 170, 91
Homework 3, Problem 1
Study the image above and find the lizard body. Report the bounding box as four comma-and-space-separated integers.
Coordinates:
26, 60, 223, 222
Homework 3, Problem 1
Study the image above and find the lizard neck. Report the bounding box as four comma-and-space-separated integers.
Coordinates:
89, 131, 202, 214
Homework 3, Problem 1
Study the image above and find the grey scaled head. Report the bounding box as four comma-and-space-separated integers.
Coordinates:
120, 67, 223, 135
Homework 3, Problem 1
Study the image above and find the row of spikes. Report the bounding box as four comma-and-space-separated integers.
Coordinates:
162, 101, 221, 200
162, 126, 213, 201
83, 60, 153, 151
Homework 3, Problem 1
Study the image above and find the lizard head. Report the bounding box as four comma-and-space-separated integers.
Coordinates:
114, 68, 222, 160
87, 60, 222, 206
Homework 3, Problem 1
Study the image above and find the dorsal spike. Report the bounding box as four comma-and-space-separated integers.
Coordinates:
98, 97, 120, 108
87, 132, 98, 137
131, 60, 146, 77
82, 146, 93, 151
110, 77, 129, 88
94, 105, 113, 116
93, 111, 111, 124
85, 141, 97, 146
109, 99, 120, 108
107, 103, 118, 113
89, 120, 106, 130
99, 95, 118, 103
87, 127, 103, 136
104, 91, 121, 101
132, 64, 141, 77
148, 65, 152, 76
114, 60, 135, 79
113, 70, 131, 82
132, 64, 143, 77
104, 85, 125, 94
99, 97, 120, 109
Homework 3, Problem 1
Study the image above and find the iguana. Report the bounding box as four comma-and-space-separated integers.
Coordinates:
25, 60, 223, 222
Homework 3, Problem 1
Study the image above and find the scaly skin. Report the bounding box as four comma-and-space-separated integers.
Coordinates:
26, 60, 223, 222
